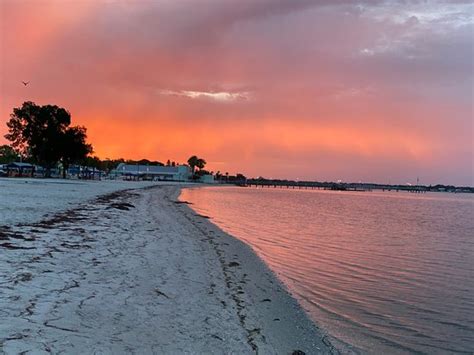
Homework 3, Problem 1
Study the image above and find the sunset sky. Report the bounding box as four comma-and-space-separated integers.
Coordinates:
0, 0, 472, 185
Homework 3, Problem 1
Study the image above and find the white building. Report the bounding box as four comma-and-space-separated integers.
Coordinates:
199, 174, 215, 183
113, 163, 191, 181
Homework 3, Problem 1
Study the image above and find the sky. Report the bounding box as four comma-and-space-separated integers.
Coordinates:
0, 0, 472, 185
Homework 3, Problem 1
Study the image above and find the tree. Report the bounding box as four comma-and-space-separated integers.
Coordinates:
83, 156, 102, 169
236, 173, 247, 181
126, 159, 163, 166
59, 126, 93, 178
187, 155, 206, 175
196, 158, 206, 171
187, 155, 199, 174
5, 102, 93, 177
0, 145, 19, 164
195, 169, 211, 177
101, 158, 124, 173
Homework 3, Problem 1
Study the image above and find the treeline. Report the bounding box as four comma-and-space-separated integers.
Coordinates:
1, 101, 214, 179
1, 101, 250, 181
0, 148, 167, 174
0, 102, 176, 174
215, 172, 247, 183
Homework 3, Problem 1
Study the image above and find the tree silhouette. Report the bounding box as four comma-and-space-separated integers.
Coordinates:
59, 126, 93, 178
187, 155, 206, 176
196, 158, 206, 171
187, 155, 199, 174
5, 102, 93, 177
0, 145, 19, 164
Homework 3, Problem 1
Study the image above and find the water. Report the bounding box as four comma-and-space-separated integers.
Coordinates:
180, 187, 474, 354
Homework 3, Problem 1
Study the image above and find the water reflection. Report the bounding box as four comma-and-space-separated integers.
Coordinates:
181, 187, 474, 354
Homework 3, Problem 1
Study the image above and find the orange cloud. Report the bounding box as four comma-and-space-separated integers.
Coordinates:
0, 0, 472, 185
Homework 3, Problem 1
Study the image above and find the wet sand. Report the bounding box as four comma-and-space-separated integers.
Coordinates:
0, 184, 335, 354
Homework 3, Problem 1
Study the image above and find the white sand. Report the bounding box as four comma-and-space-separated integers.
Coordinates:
0, 177, 158, 226
0, 183, 334, 354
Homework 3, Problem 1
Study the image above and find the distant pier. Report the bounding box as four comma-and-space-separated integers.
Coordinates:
242, 180, 429, 193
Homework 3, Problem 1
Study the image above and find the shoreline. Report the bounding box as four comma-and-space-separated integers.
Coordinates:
174, 185, 337, 354
0, 183, 335, 353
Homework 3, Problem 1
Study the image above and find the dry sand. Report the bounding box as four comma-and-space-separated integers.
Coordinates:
0, 183, 335, 354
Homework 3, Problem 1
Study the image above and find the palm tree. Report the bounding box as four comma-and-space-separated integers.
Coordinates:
187, 155, 199, 174
188, 156, 207, 177
196, 158, 206, 171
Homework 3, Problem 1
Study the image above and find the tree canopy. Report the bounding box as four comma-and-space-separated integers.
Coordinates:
0, 145, 18, 164
59, 126, 93, 178
4, 102, 93, 176
187, 155, 206, 175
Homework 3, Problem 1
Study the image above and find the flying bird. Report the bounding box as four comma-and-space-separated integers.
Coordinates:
22, 81, 29, 86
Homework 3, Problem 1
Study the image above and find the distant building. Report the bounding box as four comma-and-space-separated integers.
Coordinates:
113, 163, 191, 181
199, 174, 216, 183
4, 162, 34, 177
67, 165, 103, 180
33, 165, 45, 178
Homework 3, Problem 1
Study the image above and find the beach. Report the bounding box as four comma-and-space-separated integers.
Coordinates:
0, 181, 334, 354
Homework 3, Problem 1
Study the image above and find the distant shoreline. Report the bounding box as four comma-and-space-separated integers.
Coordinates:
241, 179, 474, 194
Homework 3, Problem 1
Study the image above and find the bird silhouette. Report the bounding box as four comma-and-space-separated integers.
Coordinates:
22, 81, 29, 86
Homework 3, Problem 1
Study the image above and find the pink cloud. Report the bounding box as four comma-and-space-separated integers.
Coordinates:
0, 0, 472, 185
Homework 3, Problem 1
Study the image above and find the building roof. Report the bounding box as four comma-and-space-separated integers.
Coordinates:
116, 163, 182, 175
6, 162, 34, 168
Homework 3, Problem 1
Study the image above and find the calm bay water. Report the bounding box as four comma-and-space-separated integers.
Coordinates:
180, 187, 474, 354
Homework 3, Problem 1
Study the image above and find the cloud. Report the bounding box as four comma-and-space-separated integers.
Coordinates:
0, 0, 472, 184
160, 90, 250, 102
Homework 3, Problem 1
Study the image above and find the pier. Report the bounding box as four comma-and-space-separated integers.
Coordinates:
242, 179, 429, 193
